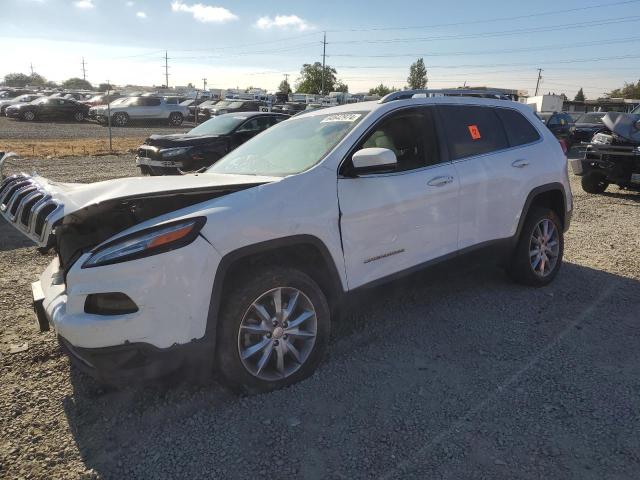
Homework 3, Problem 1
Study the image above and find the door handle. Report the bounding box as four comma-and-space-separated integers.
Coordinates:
427, 175, 454, 187
512, 159, 529, 168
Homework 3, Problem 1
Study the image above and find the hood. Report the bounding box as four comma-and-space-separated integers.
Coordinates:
0, 172, 279, 248
602, 112, 640, 143
144, 133, 226, 148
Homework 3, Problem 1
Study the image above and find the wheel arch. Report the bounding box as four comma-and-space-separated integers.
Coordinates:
204, 235, 345, 348
516, 183, 568, 241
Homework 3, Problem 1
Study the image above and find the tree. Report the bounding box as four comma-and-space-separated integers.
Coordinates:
98, 83, 112, 92
334, 81, 349, 93
62, 77, 93, 90
574, 88, 585, 102
295, 62, 337, 94
278, 79, 292, 94
4, 73, 33, 87
29, 73, 47, 86
407, 58, 428, 90
369, 84, 397, 97
606, 79, 640, 99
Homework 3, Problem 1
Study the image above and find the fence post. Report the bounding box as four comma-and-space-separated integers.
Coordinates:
106, 81, 113, 153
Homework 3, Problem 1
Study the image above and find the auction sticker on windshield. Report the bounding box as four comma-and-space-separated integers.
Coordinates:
321, 113, 362, 123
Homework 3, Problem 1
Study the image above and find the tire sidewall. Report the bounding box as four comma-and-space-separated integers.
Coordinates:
23, 110, 35, 121
215, 267, 330, 394
74, 111, 85, 122
169, 112, 183, 126
510, 207, 564, 287
581, 172, 608, 194
113, 112, 128, 127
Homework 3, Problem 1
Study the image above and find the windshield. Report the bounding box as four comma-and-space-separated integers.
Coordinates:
32, 97, 49, 105
577, 112, 605, 124
213, 100, 231, 108
207, 111, 364, 177
188, 115, 247, 136
632, 104, 640, 114
226, 101, 247, 109
537, 113, 552, 124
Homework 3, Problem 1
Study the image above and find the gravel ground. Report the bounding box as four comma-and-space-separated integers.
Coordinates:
0, 116, 189, 141
1, 151, 639, 480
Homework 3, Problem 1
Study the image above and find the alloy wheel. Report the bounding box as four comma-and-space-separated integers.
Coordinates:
529, 218, 560, 277
237, 287, 317, 381
23, 111, 35, 121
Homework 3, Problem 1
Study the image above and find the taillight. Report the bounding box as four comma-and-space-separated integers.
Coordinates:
558, 139, 568, 156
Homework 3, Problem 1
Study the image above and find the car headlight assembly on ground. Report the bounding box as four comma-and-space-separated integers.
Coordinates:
83, 218, 205, 268
160, 147, 191, 158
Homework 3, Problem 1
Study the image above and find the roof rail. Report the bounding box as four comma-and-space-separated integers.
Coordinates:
378, 89, 514, 104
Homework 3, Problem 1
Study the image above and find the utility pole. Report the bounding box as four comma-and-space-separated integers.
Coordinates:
81, 57, 87, 81
30, 63, 34, 76
534, 68, 543, 96
202, 78, 207, 91
164, 50, 170, 88
106, 80, 113, 153
321, 32, 327, 95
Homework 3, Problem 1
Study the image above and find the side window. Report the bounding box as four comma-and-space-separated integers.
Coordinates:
237, 118, 260, 132
145, 98, 161, 107
496, 109, 541, 147
358, 107, 441, 171
256, 116, 273, 130
438, 105, 508, 160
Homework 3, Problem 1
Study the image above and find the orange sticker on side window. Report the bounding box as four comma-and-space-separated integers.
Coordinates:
468, 125, 481, 140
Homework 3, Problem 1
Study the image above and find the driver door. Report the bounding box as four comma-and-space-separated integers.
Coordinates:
337, 107, 459, 288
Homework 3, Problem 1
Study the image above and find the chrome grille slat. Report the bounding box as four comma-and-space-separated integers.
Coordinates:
0, 174, 63, 248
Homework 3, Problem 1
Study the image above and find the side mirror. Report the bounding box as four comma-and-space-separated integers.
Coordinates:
351, 148, 397, 174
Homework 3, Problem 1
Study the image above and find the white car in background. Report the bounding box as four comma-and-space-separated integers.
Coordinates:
0, 93, 44, 115
90, 96, 188, 127
1, 91, 572, 393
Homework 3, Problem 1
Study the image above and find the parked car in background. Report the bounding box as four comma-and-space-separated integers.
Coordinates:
198, 99, 263, 120
572, 112, 607, 143
163, 96, 189, 105
0, 94, 43, 115
82, 93, 122, 106
136, 112, 288, 175
5, 97, 89, 122
187, 99, 216, 120
537, 111, 575, 148
90, 96, 188, 126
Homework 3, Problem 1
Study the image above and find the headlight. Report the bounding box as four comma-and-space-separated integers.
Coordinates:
82, 218, 205, 268
160, 147, 190, 158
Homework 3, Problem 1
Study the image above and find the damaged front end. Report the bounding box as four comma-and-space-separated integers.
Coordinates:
0, 173, 274, 273
570, 111, 640, 189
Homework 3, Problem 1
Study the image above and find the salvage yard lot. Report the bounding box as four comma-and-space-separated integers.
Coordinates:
1, 152, 639, 479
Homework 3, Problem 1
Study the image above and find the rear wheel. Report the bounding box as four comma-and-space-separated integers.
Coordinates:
22, 110, 36, 121
216, 267, 330, 394
508, 207, 564, 287
168, 112, 184, 126
581, 172, 609, 194
73, 111, 85, 122
112, 112, 129, 127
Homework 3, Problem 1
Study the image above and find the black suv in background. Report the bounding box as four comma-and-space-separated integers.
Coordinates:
537, 111, 575, 148
136, 111, 288, 175
5, 97, 90, 122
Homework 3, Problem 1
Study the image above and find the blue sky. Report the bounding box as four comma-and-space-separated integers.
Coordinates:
1, 0, 639, 97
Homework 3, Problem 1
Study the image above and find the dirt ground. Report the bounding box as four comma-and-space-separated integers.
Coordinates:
1, 152, 639, 479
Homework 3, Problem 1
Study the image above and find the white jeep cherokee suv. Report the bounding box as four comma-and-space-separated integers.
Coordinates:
90, 96, 188, 127
1, 91, 572, 392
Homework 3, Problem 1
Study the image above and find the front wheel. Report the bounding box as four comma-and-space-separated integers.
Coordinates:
112, 112, 129, 127
581, 172, 609, 194
168, 112, 184, 126
73, 111, 85, 122
22, 110, 36, 121
508, 207, 564, 287
216, 267, 330, 394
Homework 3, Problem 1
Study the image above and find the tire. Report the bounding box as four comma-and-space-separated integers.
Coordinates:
168, 112, 184, 126
216, 267, 330, 394
138, 166, 152, 176
0, 106, 6, 116
112, 112, 129, 127
74, 111, 85, 122
22, 110, 36, 121
581, 172, 609, 194
508, 207, 564, 287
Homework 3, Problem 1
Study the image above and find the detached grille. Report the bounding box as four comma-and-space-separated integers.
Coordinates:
0, 174, 62, 247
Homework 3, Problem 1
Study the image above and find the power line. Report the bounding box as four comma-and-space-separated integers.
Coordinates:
329, 15, 640, 46
325, 0, 640, 32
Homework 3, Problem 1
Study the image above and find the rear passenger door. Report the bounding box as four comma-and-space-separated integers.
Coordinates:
439, 105, 541, 249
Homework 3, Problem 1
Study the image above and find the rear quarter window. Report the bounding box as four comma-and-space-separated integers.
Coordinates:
438, 105, 509, 160
496, 108, 541, 147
